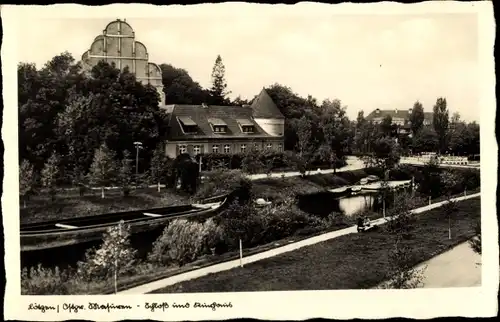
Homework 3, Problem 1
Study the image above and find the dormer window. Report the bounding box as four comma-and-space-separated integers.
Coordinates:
208, 118, 227, 134
236, 119, 255, 133
177, 116, 198, 134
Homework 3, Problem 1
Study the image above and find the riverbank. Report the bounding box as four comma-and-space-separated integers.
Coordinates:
21, 191, 479, 295
20, 168, 370, 224
149, 197, 480, 293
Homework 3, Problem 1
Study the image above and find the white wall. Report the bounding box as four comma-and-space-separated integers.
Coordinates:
254, 118, 285, 137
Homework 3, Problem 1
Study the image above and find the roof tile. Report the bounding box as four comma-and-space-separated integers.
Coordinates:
165, 104, 277, 140
250, 89, 285, 119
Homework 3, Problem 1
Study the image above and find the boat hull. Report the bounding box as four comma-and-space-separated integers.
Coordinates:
21, 199, 227, 252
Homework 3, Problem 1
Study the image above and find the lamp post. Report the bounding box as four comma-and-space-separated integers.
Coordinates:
134, 141, 143, 181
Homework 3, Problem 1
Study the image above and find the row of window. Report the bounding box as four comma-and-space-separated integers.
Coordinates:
179, 143, 283, 154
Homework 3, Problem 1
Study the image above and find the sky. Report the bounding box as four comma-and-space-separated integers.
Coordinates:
13, 4, 480, 122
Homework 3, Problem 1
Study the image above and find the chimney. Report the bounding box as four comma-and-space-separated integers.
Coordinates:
375, 108, 380, 114
395, 108, 398, 114
409, 108, 413, 114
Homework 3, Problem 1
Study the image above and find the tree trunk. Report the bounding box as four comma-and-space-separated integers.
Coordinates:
448, 216, 451, 240
101, 186, 105, 199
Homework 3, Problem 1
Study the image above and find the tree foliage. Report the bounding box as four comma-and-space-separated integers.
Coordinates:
409, 101, 425, 136
383, 242, 426, 289
77, 221, 137, 281
209, 55, 231, 105
88, 143, 117, 198
18, 55, 169, 183
40, 153, 60, 201
432, 97, 449, 153
160, 63, 210, 104
150, 144, 169, 191
118, 150, 133, 196
19, 159, 36, 207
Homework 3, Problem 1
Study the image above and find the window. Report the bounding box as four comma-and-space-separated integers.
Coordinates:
266, 143, 272, 150
277, 143, 283, 152
242, 125, 254, 133
212, 145, 219, 154
241, 144, 247, 153
224, 145, 231, 154
214, 126, 227, 133
179, 145, 187, 154
193, 145, 201, 155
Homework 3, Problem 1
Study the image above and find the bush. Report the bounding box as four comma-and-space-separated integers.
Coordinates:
257, 204, 311, 244
21, 265, 72, 295
148, 219, 205, 267
77, 221, 137, 281
198, 218, 225, 255
196, 169, 247, 200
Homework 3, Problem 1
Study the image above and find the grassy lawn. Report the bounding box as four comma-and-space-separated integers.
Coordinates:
20, 188, 190, 224
152, 197, 480, 293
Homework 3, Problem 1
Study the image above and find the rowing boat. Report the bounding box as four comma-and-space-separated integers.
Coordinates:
21, 197, 228, 252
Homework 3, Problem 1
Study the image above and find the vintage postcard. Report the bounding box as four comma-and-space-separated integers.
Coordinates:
2, 2, 498, 321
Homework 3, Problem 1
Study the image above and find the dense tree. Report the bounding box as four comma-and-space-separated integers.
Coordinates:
383, 193, 426, 289
41, 153, 61, 202
19, 160, 36, 208
412, 126, 439, 153
18, 53, 85, 171
150, 144, 169, 192
19, 56, 169, 181
432, 97, 449, 154
209, 55, 231, 105
409, 101, 425, 136
317, 99, 351, 169
241, 145, 265, 175
363, 136, 401, 172
88, 143, 117, 198
160, 63, 210, 104
232, 96, 251, 106
118, 150, 133, 197
380, 115, 395, 137
77, 220, 137, 293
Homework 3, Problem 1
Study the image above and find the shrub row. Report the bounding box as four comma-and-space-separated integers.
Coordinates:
195, 152, 346, 172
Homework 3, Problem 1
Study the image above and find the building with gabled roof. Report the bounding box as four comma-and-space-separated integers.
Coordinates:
365, 108, 434, 133
163, 89, 285, 158
81, 19, 165, 105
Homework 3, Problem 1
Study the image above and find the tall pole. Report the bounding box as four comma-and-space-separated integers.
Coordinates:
239, 238, 243, 268
135, 146, 139, 177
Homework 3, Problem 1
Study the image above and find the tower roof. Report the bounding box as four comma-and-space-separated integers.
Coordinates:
250, 88, 285, 119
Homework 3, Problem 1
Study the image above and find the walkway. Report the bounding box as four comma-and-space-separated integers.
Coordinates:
418, 241, 481, 288
118, 192, 480, 294
376, 241, 481, 288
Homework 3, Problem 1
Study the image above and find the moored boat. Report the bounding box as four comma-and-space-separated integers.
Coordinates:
21, 197, 228, 252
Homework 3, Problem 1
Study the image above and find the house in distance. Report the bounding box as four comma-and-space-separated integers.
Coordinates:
365, 108, 433, 134
162, 89, 285, 159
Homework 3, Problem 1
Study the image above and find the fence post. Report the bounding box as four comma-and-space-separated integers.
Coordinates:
428, 196, 431, 206
239, 238, 243, 268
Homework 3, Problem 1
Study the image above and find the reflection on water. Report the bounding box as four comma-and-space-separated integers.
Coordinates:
338, 193, 376, 216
